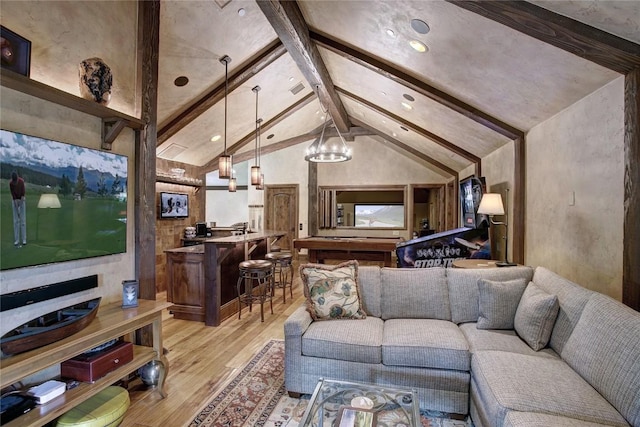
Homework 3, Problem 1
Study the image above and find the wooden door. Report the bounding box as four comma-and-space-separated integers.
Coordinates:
265, 185, 299, 251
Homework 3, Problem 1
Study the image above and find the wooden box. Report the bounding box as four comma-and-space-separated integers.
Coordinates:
61, 341, 133, 383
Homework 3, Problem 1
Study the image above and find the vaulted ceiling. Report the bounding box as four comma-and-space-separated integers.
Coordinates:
155, 0, 640, 178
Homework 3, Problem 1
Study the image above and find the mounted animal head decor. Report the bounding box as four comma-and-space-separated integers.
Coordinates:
78, 57, 112, 105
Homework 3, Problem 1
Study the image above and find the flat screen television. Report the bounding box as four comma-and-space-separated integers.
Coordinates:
354, 204, 404, 228
0, 129, 128, 271
159, 192, 189, 219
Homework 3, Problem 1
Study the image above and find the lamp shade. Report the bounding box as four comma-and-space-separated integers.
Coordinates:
219, 155, 232, 179
37, 193, 61, 208
477, 193, 504, 215
251, 165, 261, 185
228, 176, 237, 192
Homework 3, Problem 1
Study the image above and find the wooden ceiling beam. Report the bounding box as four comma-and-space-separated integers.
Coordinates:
447, 0, 640, 74
200, 91, 315, 172
350, 118, 457, 177
311, 31, 523, 140
337, 87, 480, 164
157, 40, 287, 145
256, 0, 350, 133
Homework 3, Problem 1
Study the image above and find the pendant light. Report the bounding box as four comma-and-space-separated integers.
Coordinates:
218, 55, 232, 179
257, 173, 265, 191
229, 171, 238, 193
304, 85, 352, 163
251, 85, 261, 185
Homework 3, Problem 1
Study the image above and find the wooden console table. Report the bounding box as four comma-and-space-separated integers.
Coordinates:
293, 236, 401, 267
0, 299, 170, 427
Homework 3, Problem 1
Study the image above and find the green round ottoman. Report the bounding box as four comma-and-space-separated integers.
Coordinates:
56, 386, 130, 427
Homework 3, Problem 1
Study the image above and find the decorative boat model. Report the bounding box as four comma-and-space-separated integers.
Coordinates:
1, 297, 101, 356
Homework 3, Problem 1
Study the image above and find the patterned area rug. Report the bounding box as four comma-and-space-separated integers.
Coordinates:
188, 340, 473, 427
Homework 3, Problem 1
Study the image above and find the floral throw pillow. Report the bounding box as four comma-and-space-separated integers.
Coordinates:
299, 260, 366, 321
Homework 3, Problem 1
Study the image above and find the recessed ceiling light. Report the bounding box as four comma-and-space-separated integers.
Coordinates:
174, 76, 189, 87
400, 126, 409, 132
403, 94, 415, 102
386, 29, 396, 38
289, 76, 295, 82
211, 134, 221, 142
392, 132, 397, 137
238, 8, 246, 16
401, 102, 413, 111
382, 120, 387, 124
409, 40, 428, 53
381, 91, 387, 96
267, 134, 275, 139
411, 19, 430, 35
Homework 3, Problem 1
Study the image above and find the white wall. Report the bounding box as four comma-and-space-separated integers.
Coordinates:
206, 143, 311, 233
0, 1, 139, 335
0, 88, 137, 336
481, 140, 516, 260
525, 77, 625, 299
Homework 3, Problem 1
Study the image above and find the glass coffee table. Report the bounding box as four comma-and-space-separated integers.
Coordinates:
299, 378, 420, 427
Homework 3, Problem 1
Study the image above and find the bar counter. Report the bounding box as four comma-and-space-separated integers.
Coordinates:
204, 230, 285, 326
166, 230, 285, 326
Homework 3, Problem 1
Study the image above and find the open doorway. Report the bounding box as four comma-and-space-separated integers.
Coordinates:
411, 185, 446, 237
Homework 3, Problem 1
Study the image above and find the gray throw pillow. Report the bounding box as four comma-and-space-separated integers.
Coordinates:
514, 282, 560, 350
477, 277, 528, 329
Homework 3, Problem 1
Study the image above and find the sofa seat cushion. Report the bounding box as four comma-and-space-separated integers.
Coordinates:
472, 351, 629, 426
302, 316, 383, 363
503, 411, 623, 427
459, 323, 558, 359
382, 319, 470, 371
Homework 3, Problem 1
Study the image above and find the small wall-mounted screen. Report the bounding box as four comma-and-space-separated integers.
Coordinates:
354, 204, 404, 228
160, 192, 189, 219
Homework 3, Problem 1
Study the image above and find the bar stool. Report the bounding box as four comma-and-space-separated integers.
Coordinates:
265, 251, 294, 303
236, 259, 274, 322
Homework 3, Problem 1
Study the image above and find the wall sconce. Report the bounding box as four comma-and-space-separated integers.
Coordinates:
477, 191, 516, 267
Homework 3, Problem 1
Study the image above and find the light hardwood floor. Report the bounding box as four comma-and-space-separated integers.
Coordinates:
120, 264, 307, 427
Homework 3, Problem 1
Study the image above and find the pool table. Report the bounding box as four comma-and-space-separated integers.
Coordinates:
293, 236, 402, 267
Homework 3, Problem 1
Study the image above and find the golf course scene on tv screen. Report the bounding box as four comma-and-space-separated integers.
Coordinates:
0, 130, 128, 270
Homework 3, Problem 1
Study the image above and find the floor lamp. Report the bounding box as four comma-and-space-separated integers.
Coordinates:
477, 191, 516, 267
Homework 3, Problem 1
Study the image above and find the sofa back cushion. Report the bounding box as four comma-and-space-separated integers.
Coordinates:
446, 266, 534, 324
531, 267, 593, 354
380, 267, 450, 320
357, 266, 382, 318
477, 277, 528, 329
514, 282, 560, 351
561, 294, 640, 427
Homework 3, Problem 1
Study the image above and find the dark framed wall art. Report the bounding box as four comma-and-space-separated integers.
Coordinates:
1, 26, 31, 76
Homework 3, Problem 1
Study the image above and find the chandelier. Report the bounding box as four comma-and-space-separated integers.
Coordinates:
304, 88, 352, 163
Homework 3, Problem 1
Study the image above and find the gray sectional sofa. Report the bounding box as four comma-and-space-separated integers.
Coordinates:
284, 264, 640, 426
